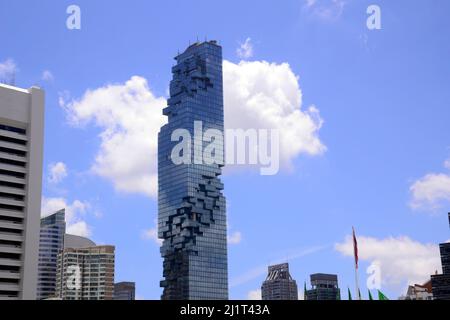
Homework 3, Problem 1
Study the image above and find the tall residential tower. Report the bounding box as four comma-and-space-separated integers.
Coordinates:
56, 235, 115, 300
0, 84, 45, 300
158, 41, 228, 300
37, 209, 66, 300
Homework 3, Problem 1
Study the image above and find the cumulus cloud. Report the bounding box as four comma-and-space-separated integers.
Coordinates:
236, 38, 254, 59
0, 59, 17, 82
223, 60, 326, 169
247, 289, 261, 300
228, 231, 242, 245
61, 76, 167, 197
61, 60, 325, 197
335, 235, 441, 289
444, 159, 450, 170
41, 197, 93, 237
409, 159, 450, 211
141, 219, 163, 246
302, 0, 346, 21
42, 70, 54, 82
48, 162, 68, 184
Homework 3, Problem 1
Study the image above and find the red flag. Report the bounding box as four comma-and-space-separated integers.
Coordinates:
352, 227, 358, 270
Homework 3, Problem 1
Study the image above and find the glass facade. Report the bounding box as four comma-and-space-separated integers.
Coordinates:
158, 41, 228, 300
37, 209, 66, 300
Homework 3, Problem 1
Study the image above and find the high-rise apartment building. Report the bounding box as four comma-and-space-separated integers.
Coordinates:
261, 263, 298, 300
431, 212, 450, 300
305, 273, 340, 300
114, 281, 135, 300
37, 209, 66, 300
56, 236, 115, 300
0, 84, 45, 300
158, 41, 228, 300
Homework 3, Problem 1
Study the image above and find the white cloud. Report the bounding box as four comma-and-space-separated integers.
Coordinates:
236, 38, 254, 59
223, 60, 326, 169
409, 158, 450, 211
0, 59, 17, 82
48, 162, 68, 184
61, 76, 167, 198
228, 231, 242, 245
302, 0, 346, 21
444, 159, 450, 170
67, 221, 91, 238
41, 197, 93, 237
42, 70, 54, 82
141, 219, 163, 246
61, 60, 325, 197
247, 289, 261, 300
335, 235, 441, 289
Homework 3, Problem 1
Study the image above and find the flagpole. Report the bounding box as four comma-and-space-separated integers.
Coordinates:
354, 260, 361, 300
352, 226, 361, 300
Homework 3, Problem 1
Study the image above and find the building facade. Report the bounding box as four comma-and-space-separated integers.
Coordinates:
56, 238, 115, 300
431, 213, 450, 300
261, 263, 298, 300
158, 41, 228, 300
114, 281, 135, 300
37, 209, 66, 300
305, 273, 340, 300
401, 280, 433, 300
0, 84, 45, 300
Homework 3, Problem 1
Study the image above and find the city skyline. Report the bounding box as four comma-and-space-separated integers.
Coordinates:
1, 0, 450, 300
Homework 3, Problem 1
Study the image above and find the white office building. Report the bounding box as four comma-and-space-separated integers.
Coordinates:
0, 84, 45, 300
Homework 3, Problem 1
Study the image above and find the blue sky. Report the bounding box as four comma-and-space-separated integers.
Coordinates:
1, 0, 450, 300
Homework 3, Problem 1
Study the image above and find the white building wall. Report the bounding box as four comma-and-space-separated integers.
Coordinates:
0, 84, 45, 300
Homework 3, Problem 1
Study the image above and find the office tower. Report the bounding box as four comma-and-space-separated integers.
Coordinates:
37, 209, 66, 300
305, 273, 340, 300
261, 263, 298, 300
431, 212, 450, 300
158, 41, 228, 300
400, 280, 433, 300
56, 235, 115, 300
0, 84, 45, 300
114, 281, 135, 300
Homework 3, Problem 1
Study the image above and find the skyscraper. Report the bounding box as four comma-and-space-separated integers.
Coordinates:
261, 263, 298, 300
158, 41, 228, 300
431, 212, 450, 300
56, 235, 115, 300
114, 282, 135, 300
305, 273, 340, 300
37, 209, 66, 300
0, 84, 45, 300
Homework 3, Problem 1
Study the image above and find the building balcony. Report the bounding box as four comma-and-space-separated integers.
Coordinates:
0, 270, 21, 280
0, 232, 23, 242
0, 258, 22, 267
0, 140, 27, 153
0, 243, 22, 254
